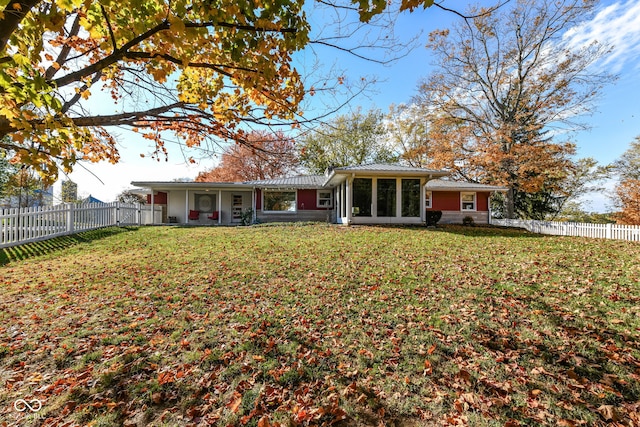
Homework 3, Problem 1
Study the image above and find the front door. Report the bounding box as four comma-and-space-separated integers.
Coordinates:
232, 194, 243, 223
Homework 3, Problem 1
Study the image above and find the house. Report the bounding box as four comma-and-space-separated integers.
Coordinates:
131, 164, 506, 226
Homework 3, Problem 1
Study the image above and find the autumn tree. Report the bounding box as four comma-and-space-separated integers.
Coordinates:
2, 167, 46, 207
413, 0, 613, 218
612, 136, 640, 225
299, 108, 396, 174
195, 131, 299, 182
0, 0, 447, 184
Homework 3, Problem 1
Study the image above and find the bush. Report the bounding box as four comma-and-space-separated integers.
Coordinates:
426, 210, 442, 226
462, 216, 475, 226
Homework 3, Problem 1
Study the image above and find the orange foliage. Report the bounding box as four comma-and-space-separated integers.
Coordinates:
614, 179, 640, 225
196, 131, 299, 182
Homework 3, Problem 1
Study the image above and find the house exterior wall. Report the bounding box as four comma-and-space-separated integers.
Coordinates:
255, 188, 333, 223
428, 191, 493, 224
440, 211, 490, 224
146, 191, 168, 204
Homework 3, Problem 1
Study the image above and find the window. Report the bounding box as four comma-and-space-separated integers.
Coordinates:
461, 192, 476, 211
264, 190, 296, 212
402, 179, 421, 217
352, 178, 372, 216
317, 190, 333, 208
377, 178, 397, 217
425, 191, 432, 209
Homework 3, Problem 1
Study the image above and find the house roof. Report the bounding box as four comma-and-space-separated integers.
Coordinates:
426, 179, 508, 192
331, 163, 446, 174
130, 181, 255, 191
245, 175, 326, 188
324, 163, 448, 186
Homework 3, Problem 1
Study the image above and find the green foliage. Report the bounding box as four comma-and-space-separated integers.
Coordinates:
613, 136, 640, 181
240, 208, 254, 226
299, 108, 397, 174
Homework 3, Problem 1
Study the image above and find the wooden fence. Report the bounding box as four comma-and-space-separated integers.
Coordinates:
491, 218, 640, 242
0, 202, 143, 248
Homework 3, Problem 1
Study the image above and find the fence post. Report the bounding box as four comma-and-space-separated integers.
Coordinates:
115, 202, 121, 227
137, 203, 142, 226
66, 203, 74, 234
606, 223, 612, 240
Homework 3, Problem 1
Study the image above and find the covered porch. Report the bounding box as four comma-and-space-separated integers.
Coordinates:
324, 164, 448, 225
130, 181, 255, 225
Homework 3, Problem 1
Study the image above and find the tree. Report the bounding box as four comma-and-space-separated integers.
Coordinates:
414, 0, 613, 218
299, 108, 396, 174
196, 131, 299, 182
2, 167, 46, 207
612, 136, 640, 225
117, 189, 146, 204
60, 180, 78, 203
0, 0, 445, 184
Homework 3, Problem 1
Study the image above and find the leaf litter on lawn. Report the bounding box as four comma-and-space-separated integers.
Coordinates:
0, 225, 639, 426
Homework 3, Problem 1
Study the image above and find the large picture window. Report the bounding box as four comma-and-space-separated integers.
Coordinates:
377, 178, 397, 217
401, 179, 421, 217
264, 190, 296, 212
352, 178, 372, 217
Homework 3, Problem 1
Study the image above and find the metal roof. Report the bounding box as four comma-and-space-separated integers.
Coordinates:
245, 175, 326, 188
331, 163, 446, 174
324, 163, 448, 186
426, 179, 508, 192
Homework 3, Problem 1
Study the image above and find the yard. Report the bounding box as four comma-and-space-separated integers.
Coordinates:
0, 224, 639, 426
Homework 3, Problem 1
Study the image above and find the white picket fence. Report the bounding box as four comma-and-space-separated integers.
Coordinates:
491, 218, 640, 242
0, 202, 143, 248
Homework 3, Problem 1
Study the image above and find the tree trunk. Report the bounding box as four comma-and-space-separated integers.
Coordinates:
505, 187, 515, 219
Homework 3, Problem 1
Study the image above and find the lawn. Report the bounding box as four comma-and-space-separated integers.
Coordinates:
0, 224, 639, 427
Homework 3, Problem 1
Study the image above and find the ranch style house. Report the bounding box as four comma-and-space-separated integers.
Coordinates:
131, 163, 507, 226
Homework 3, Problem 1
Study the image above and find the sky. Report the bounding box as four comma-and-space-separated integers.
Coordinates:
62, 0, 640, 212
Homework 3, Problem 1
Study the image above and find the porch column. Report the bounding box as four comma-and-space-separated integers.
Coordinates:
251, 188, 256, 224
421, 178, 427, 223
185, 189, 189, 223
150, 189, 155, 225
346, 176, 353, 225
218, 189, 222, 225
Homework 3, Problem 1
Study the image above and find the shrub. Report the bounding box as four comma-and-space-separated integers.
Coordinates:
426, 210, 442, 226
462, 216, 475, 226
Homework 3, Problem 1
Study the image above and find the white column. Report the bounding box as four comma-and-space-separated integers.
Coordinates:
150, 190, 155, 225
346, 177, 352, 225
185, 189, 189, 223
218, 189, 222, 224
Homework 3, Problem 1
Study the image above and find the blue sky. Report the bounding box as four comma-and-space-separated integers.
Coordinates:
64, 0, 640, 212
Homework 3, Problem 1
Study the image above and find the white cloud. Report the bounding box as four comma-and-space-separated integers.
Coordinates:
564, 0, 640, 73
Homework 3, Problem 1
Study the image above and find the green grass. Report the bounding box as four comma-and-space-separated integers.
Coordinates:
1, 224, 639, 426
